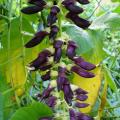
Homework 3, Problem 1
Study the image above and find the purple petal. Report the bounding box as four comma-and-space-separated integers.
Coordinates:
73, 57, 96, 70
75, 102, 89, 108
71, 66, 95, 78
74, 88, 88, 95
25, 31, 48, 48
49, 25, 59, 40
41, 71, 51, 81
21, 5, 44, 14
69, 109, 76, 119
54, 48, 62, 63
28, 0, 46, 7
50, 6, 60, 15
39, 64, 52, 71
47, 14, 57, 26
41, 86, 55, 99
76, 0, 90, 5
46, 96, 57, 108
66, 12, 91, 29
76, 94, 88, 101
64, 4, 84, 14
54, 40, 63, 48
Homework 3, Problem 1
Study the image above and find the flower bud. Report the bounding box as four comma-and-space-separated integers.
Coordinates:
28, 0, 46, 7
69, 109, 76, 120
21, 5, 44, 14
29, 50, 51, 70
41, 86, 55, 99
71, 66, 95, 78
25, 31, 48, 48
73, 57, 96, 70
74, 88, 88, 95
50, 6, 60, 15
64, 4, 84, 14
75, 102, 89, 108
39, 64, 52, 71
41, 71, 51, 81
76, 94, 88, 101
46, 96, 57, 108
67, 41, 77, 59
54, 40, 63, 48
76, 0, 90, 5
66, 12, 91, 29
47, 14, 57, 27
54, 48, 62, 63
49, 25, 59, 40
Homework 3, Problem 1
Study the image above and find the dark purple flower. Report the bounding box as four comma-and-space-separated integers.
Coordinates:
71, 66, 95, 78
76, 112, 94, 120
28, 0, 46, 7
74, 88, 88, 95
57, 76, 66, 91
29, 50, 51, 70
49, 25, 59, 40
54, 40, 63, 48
41, 85, 55, 99
25, 31, 48, 48
54, 48, 62, 63
39, 117, 53, 120
75, 102, 89, 108
47, 14, 57, 27
47, 6, 60, 26
46, 96, 57, 108
69, 109, 76, 120
21, 5, 44, 14
66, 12, 91, 29
50, 6, 60, 15
64, 4, 84, 14
39, 64, 52, 71
73, 57, 96, 71
41, 71, 51, 81
67, 41, 77, 59
62, 0, 75, 6
76, 94, 88, 101
76, 0, 90, 5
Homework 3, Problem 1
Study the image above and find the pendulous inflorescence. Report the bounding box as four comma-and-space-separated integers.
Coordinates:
21, 0, 96, 120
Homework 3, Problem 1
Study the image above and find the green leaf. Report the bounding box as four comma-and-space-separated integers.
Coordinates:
0, 93, 3, 120
90, 13, 120, 30
10, 102, 53, 120
104, 66, 117, 91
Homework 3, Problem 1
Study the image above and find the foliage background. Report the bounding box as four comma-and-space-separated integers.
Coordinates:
0, 0, 120, 120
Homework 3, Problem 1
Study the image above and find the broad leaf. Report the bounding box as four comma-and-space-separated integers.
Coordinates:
10, 102, 53, 120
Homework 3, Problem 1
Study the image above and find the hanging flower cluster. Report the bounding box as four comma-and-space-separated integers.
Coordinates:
21, 0, 95, 120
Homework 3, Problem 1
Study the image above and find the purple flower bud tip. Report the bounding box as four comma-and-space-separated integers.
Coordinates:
67, 41, 77, 59
76, 94, 88, 101
69, 109, 76, 120
28, 0, 46, 7
41, 71, 51, 81
75, 102, 89, 108
47, 14, 57, 27
62, 0, 75, 6
76, 0, 90, 5
25, 31, 48, 48
49, 25, 59, 40
64, 4, 84, 14
29, 50, 51, 69
54, 40, 63, 48
71, 66, 95, 78
76, 112, 94, 120
21, 5, 44, 14
39, 117, 52, 120
75, 88, 88, 95
51, 6, 60, 15
66, 12, 91, 29
39, 64, 52, 71
42, 86, 55, 99
54, 48, 62, 63
46, 96, 57, 108
73, 57, 96, 70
